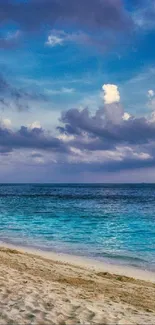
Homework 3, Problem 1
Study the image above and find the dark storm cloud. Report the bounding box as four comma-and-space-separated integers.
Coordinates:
55, 106, 155, 172
0, 125, 69, 153
0, 0, 132, 32
59, 107, 155, 148
2, 105, 155, 174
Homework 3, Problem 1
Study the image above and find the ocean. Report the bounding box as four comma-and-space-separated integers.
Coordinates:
0, 183, 154, 271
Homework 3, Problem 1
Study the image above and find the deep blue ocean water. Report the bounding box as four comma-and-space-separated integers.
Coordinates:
0, 183, 155, 271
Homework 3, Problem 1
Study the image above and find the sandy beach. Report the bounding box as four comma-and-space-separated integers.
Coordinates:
0, 245, 155, 325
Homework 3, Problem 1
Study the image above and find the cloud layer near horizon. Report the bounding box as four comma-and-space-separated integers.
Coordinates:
1, 83, 155, 177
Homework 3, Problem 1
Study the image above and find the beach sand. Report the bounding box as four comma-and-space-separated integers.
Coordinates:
0, 245, 155, 325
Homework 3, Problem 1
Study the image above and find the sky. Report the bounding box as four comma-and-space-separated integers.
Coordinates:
1, 0, 155, 182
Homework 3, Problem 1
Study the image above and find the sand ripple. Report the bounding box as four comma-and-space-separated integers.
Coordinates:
0, 247, 155, 325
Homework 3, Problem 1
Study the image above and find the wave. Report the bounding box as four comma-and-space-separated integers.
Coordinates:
95, 251, 147, 264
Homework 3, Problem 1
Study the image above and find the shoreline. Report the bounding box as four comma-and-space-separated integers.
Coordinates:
1, 241, 155, 283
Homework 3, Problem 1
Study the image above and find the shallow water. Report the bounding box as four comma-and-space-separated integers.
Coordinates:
0, 183, 155, 271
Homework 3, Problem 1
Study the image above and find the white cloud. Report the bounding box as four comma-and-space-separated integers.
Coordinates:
147, 90, 155, 110
1, 118, 12, 128
102, 84, 120, 104
45, 87, 75, 95
58, 134, 75, 142
61, 87, 75, 94
33, 157, 45, 164
148, 89, 154, 98
46, 34, 64, 47
122, 112, 131, 121
117, 146, 151, 161
69, 145, 151, 164
69, 147, 123, 163
136, 152, 151, 160
46, 30, 92, 48
149, 111, 155, 122
29, 121, 41, 129
101, 84, 132, 124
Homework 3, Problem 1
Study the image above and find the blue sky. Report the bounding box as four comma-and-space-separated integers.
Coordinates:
1, 0, 155, 182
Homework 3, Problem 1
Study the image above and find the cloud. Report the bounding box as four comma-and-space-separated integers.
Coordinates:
148, 89, 154, 98
0, 74, 47, 111
0, 30, 21, 49
59, 106, 155, 146
30, 152, 44, 159
58, 134, 75, 142
147, 89, 155, 111
28, 121, 42, 130
2, 81, 155, 176
133, 0, 155, 30
45, 87, 75, 95
150, 111, 155, 123
0, 118, 12, 128
101, 84, 123, 124
46, 30, 110, 50
46, 30, 85, 47
104, 103, 124, 124
0, 124, 69, 154
0, 0, 132, 32
55, 104, 155, 173
122, 112, 131, 121
0, 0, 134, 52
46, 34, 64, 47
2, 104, 155, 175
102, 84, 120, 104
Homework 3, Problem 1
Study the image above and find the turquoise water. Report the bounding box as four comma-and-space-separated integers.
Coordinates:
0, 184, 155, 271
